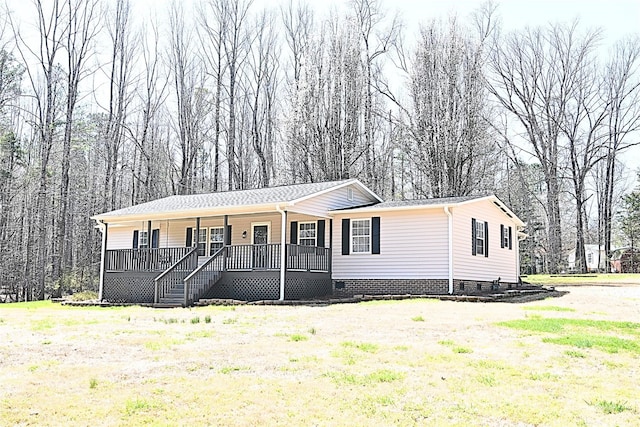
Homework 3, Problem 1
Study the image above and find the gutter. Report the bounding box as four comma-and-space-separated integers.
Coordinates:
444, 206, 453, 295
275, 204, 287, 301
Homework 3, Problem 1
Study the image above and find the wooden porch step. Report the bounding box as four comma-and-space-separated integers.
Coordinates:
154, 302, 184, 308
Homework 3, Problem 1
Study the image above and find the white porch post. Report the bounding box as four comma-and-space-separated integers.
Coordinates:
223, 214, 228, 271
97, 221, 107, 301
277, 206, 287, 300
444, 206, 454, 294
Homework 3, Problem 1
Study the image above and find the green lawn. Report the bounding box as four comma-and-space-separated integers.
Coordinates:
0, 293, 638, 426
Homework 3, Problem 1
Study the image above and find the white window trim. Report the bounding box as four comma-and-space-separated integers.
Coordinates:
209, 227, 224, 254
139, 230, 149, 248
347, 187, 354, 201
193, 228, 208, 245
351, 218, 371, 254
193, 228, 208, 256
298, 221, 317, 246
475, 220, 485, 256
251, 222, 271, 244
502, 225, 509, 249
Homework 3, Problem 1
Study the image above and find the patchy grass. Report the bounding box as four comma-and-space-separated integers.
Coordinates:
523, 305, 576, 312
565, 350, 587, 358
219, 366, 251, 374
589, 399, 635, 414
499, 318, 640, 355
324, 369, 405, 386
524, 273, 640, 285
288, 333, 309, 342
1, 289, 639, 426
341, 341, 379, 353
544, 335, 640, 354
438, 339, 473, 354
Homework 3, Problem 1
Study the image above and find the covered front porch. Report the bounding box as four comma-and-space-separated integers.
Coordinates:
98, 211, 333, 306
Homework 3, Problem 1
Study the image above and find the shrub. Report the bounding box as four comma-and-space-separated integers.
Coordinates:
68, 291, 98, 301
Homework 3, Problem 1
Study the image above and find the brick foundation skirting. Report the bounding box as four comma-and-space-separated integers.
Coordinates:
333, 278, 518, 297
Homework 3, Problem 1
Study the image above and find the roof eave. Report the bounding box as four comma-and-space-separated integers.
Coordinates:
329, 194, 526, 227
92, 202, 292, 223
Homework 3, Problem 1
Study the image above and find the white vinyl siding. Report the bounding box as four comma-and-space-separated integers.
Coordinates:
106, 225, 138, 250
333, 209, 449, 279
452, 202, 519, 283
292, 183, 378, 217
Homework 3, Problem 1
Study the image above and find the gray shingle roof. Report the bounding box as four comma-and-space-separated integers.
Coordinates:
367, 195, 484, 208
94, 179, 357, 219
332, 195, 486, 211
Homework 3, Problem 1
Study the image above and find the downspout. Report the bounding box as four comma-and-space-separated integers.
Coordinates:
95, 219, 107, 301
276, 204, 287, 300
516, 226, 522, 282
444, 206, 453, 295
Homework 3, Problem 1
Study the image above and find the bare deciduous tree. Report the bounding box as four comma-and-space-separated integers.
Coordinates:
487, 22, 600, 273
53, 0, 101, 294
405, 16, 496, 198
599, 36, 640, 270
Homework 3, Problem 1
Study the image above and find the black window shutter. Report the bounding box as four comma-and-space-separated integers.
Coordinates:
225, 225, 232, 246
484, 221, 489, 257
508, 226, 513, 250
290, 221, 298, 244
151, 229, 159, 248
186, 227, 193, 247
372, 216, 380, 254
317, 220, 325, 247
133, 230, 139, 249
471, 218, 476, 256
500, 224, 505, 248
342, 218, 350, 255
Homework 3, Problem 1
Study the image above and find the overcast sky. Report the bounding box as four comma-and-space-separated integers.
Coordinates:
127, 0, 639, 39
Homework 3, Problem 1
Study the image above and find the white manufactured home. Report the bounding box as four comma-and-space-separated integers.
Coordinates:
92, 179, 525, 306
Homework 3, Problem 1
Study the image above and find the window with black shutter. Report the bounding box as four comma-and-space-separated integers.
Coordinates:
500, 224, 513, 250
472, 218, 488, 257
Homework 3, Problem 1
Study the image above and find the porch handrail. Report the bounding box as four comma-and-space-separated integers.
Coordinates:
286, 244, 331, 272
183, 246, 226, 305
226, 243, 281, 270
154, 246, 198, 304
105, 247, 191, 272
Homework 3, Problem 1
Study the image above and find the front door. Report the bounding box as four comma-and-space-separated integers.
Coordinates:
252, 224, 269, 269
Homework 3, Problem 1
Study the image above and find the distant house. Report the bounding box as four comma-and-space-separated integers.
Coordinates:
566, 244, 607, 272
609, 247, 640, 273
92, 179, 525, 307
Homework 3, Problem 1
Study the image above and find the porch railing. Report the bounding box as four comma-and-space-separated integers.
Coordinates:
286, 244, 331, 272
226, 244, 281, 270
183, 247, 226, 305
105, 247, 191, 272
106, 244, 331, 275
154, 247, 198, 304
